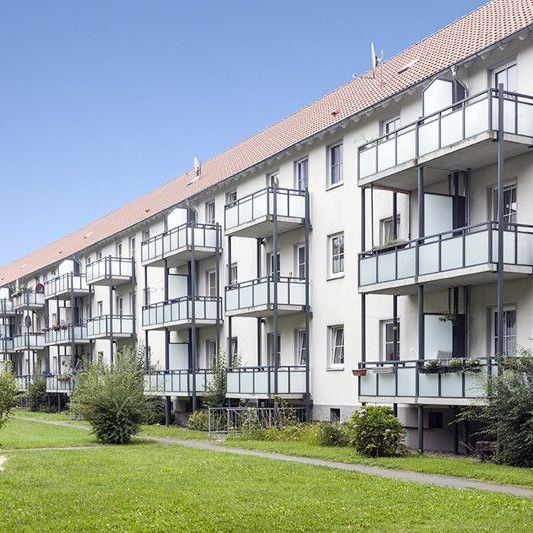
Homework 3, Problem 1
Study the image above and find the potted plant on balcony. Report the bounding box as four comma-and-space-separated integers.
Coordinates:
419, 359, 440, 374
439, 312, 458, 323
52, 324, 61, 332
371, 239, 408, 253
57, 374, 71, 383
464, 357, 482, 373
448, 357, 465, 372
352, 368, 368, 377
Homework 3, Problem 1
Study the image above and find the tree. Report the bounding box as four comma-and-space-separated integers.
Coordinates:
203, 350, 227, 409
27, 374, 47, 412
0, 363, 19, 431
72, 346, 150, 444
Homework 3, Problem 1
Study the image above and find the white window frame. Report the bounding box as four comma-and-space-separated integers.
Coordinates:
380, 319, 400, 361
225, 190, 237, 205
267, 252, 281, 278
129, 237, 136, 258
205, 201, 216, 225
115, 241, 122, 258
380, 215, 400, 246
97, 301, 103, 317
229, 263, 238, 287
491, 182, 517, 227
96, 250, 103, 260
328, 142, 343, 188
382, 115, 400, 139
328, 325, 344, 369
206, 269, 217, 297
266, 333, 281, 366
295, 157, 309, 191
142, 229, 150, 242
229, 337, 239, 366
294, 243, 306, 280
206, 339, 217, 368
492, 60, 517, 92
295, 329, 307, 365
328, 232, 344, 278
491, 305, 517, 357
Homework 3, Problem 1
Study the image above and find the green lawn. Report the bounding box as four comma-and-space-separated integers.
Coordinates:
224, 438, 533, 489
1, 421, 533, 531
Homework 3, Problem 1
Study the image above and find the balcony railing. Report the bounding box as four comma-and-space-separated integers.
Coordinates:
14, 333, 45, 351
44, 273, 89, 299
358, 88, 533, 180
142, 297, 221, 329
144, 369, 214, 395
12, 292, 45, 310
0, 338, 14, 353
224, 187, 306, 233
15, 375, 31, 391
225, 276, 306, 314
44, 324, 89, 345
141, 223, 220, 265
0, 298, 15, 316
85, 256, 133, 285
359, 222, 533, 289
87, 315, 134, 338
45, 374, 73, 392
357, 357, 495, 403
226, 366, 306, 396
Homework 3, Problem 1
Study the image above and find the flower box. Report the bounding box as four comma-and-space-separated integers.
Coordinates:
352, 369, 368, 377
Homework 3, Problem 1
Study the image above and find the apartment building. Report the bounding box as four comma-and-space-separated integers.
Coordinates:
1, 0, 532, 451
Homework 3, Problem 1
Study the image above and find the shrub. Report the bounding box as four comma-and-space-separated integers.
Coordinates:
312, 421, 349, 447
0, 363, 18, 431
144, 396, 168, 425
27, 375, 48, 412
347, 406, 404, 457
72, 346, 150, 444
187, 409, 209, 431
203, 351, 227, 409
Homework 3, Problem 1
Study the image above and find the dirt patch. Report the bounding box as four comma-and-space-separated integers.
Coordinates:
0, 455, 6, 471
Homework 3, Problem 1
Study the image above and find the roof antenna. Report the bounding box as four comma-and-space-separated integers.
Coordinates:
193, 156, 201, 176
371, 42, 385, 82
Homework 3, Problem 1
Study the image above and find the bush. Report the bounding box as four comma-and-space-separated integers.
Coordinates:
347, 406, 404, 457
187, 409, 209, 431
27, 375, 48, 412
312, 422, 349, 447
203, 351, 227, 409
144, 396, 168, 425
0, 363, 18, 431
72, 347, 150, 444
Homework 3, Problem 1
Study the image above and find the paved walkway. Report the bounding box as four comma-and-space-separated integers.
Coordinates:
17, 417, 533, 499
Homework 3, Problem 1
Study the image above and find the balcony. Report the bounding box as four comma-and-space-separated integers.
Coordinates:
45, 374, 73, 393
141, 223, 221, 268
14, 333, 45, 351
12, 292, 45, 310
0, 338, 14, 353
44, 324, 89, 346
0, 298, 15, 317
358, 222, 533, 295
86, 256, 133, 286
144, 369, 214, 396
357, 357, 495, 406
15, 375, 31, 391
87, 315, 134, 339
224, 187, 306, 238
358, 89, 533, 189
44, 273, 89, 300
225, 276, 306, 317
142, 296, 222, 331
226, 366, 307, 398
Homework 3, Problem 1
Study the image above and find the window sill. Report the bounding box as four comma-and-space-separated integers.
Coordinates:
327, 273, 345, 281
326, 181, 344, 192
327, 367, 345, 372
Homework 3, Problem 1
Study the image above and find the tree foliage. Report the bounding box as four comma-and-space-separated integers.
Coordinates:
72, 346, 150, 444
0, 363, 19, 431
27, 374, 48, 412
203, 350, 227, 409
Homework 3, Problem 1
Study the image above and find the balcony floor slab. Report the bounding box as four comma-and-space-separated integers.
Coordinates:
142, 246, 218, 268
143, 319, 219, 332
226, 304, 305, 318
87, 276, 132, 287
226, 215, 304, 239
359, 395, 487, 406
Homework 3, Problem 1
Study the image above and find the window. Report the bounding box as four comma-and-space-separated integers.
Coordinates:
129, 237, 136, 258
492, 184, 517, 227
383, 116, 400, 138
230, 337, 239, 366
206, 339, 217, 368
115, 296, 124, 316
295, 329, 307, 365
96, 250, 103, 260
330, 408, 341, 422
329, 326, 344, 368
380, 215, 400, 246
381, 320, 400, 361
295, 158, 309, 191
428, 412, 443, 430
266, 333, 280, 366
229, 263, 238, 287
206, 270, 217, 297
97, 301, 103, 316
85, 255, 91, 267
205, 201, 216, 224
268, 172, 280, 187
493, 62, 517, 92
226, 190, 237, 205
328, 143, 343, 186
329, 233, 344, 277
295, 244, 306, 280
115, 241, 122, 257
267, 252, 280, 278
493, 307, 517, 356
142, 229, 150, 242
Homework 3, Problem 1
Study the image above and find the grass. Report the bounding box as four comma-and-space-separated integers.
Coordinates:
223, 438, 533, 489
1, 421, 533, 531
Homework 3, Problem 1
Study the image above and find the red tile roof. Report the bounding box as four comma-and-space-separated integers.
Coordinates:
2, 0, 532, 284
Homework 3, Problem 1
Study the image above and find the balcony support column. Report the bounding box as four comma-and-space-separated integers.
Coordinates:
109, 285, 114, 367
360, 187, 366, 370
215, 225, 221, 360
256, 238, 262, 366
452, 406, 459, 455
131, 258, 137, 350
417, 284, 424, 398
416, 166, 424, 276
272, 180, 280, 395
418, 405, 424, 454
227, 236, 233, 366
496, 83, 505, 356
304, 189, 311, 420
70, 288, 76, 371
143, 265, 149, 369
190, 227, 198, 412
165, 327, 171, 427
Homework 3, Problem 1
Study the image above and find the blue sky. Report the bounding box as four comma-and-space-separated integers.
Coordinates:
0, 0, 484, 265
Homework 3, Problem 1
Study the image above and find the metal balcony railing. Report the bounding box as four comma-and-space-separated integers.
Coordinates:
15, 375, 31, 391
226, 366, 306, 395
14, 333, 45, 351
359, 222, 533, 288
141, 222, 221, 264
357, 357, 496, 401
0, 338, 14, 353
45, 374, 74, 392
12, 292, 45, 310
44, 324, 88, 345
144, 369, 214, 394
87, 315, 134, 338
142, 296, 221, 328
0, 298, 15, 316
358, 88, 533, 180
225, 276, 306, 312
44, 273, 89, 299
85, 256, 133, 284
224, 187, 306, 232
